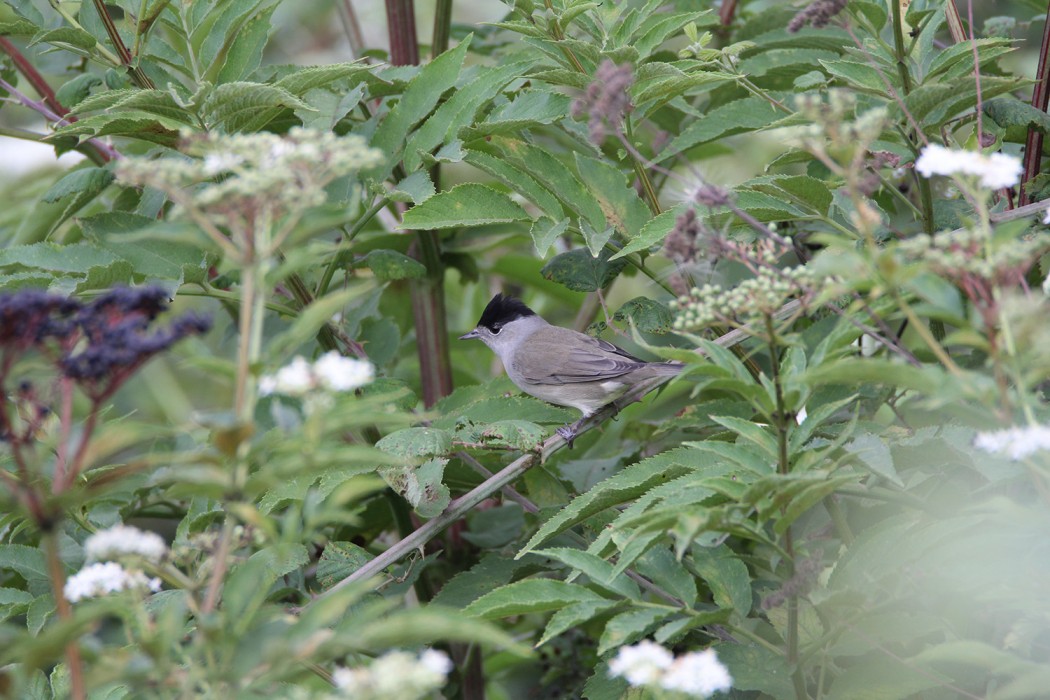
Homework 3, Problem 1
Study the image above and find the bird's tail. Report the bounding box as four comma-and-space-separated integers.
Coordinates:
646, 360, 685, 375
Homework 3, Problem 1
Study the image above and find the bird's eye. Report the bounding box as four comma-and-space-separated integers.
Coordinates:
491, 325, 502, 334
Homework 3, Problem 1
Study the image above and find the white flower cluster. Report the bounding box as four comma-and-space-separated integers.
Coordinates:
608, 641, 732, 698
85, 523, 167, 564
975, 424, 1050, 460
115, 127, 383, 228
915, 144, 1022, 190
259, 351, 375, 397
65, 524, 167, 603
329, 649, 453, 700
64, 561, 162, 603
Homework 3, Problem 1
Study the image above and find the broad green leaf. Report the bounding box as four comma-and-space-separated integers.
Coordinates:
744, 175, 833, 216
215, 2, 277, 82
36, 167, 114, 235
844, 432, 902, 486
222, 544, 309, 621
635, 546, 698, 607
360, 250, 427, 281
574, 154, 651, 243
372, 36, 473, 167
400, 184, 529, 229
530, 217, 571, 257
613, 297, 673, 334
717, 643, 795, 699
380, 458, 451, 518
690, 544, 752, 616
30, 26, 97, 53
518, 448, 699, 556
71, 89, 194, 123
472, 88, 571, 135
0, 242, 121, 274
350, 605, 528, 654
709, 415, 779, 462
432, 554, 531, 609
49, 111, 183, 145
0, 545, 50, 594
597, 607, 674, 655
661, 97, 782, 159
610, 203, 686, 259
388, 170, 435, 205
487, 135, 606, 231
477, 420, 547, 450
538, 599, 620, 647
201, 82, 310, 133
464, 149, 564, 220
535, 548, 639, 599
376, 427, 453, 460
316, 541, 374, 588
403, 57, 535, 171
541, 248, 627, 292
465, 579, 608, 619
274, 62, 374, 95
54, 74, 103, 110
194, 0, 281, 82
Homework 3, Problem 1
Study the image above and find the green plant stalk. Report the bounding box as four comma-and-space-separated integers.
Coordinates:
431, 0, 453, 58
91, 0, 155, 88
47, 0, 125, 69
889, 0, 912, 94
624, 118, 662, 216
766, 315, 807, 700
45, 531, 86, 700
316, 197, 389, 298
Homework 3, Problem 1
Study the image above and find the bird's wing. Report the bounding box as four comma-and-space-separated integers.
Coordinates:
515, 328, 646, 385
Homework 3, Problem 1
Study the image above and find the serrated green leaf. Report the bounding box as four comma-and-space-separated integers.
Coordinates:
474, 88, 571, 135
49, 111, 182, 146
202, 82, 310, 133
30, 26, 97, 52
845, 432, 902, 486
400, 183, 529, 229
463, 149, 564, 220
598, 607, 674, 655
403, 57, 535, 172
0, 545, 50, 593
690, 544, 752, 616
372, 36, 473, 170
0, 242, 121, 274
376, 427, 454, 460
539, 599, 620, 647
518, 448, 699, 556
361, 249, 427, 281
488, 135, 606, 231
54, 74, 103, 110
222, 543, 309, 621
530, 217, 571, 257
432, 554, 531, 609
541, 248, 626, 292
388, 170, 435, 204
535, 548, 639, 599
316, 541, 374, 588
610, 203, 686, 260
478, 420, 547, 449
380, 458, 451, 518
613, 297, 673, 334
465, 579, 608, 619
215, 2, 277, 83
661, 97, 781, 160
574, 153, 651, 243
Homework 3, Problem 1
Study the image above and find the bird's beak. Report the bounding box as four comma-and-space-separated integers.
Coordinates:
459, 328, 480, 340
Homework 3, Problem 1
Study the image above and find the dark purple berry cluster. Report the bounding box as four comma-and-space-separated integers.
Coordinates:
0, 286, 211, 400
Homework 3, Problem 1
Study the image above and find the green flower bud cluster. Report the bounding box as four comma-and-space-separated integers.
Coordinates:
895, 227, 1050, 281
669, 264, 816, 331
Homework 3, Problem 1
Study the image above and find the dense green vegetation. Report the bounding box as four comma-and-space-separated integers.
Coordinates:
2, 0, 1050, 698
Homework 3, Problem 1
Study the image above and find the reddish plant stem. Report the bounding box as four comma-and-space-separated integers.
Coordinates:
1021, 0, 1050, 205
385, 0, 419, 66
0, 36, 68, 118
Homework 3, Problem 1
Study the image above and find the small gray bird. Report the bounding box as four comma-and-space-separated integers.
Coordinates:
459, 294, 684, 445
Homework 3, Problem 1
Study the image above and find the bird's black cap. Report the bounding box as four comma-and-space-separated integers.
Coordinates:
476, 293, 536, 331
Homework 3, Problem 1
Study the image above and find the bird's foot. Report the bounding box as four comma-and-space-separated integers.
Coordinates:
556, 423, 580, 449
